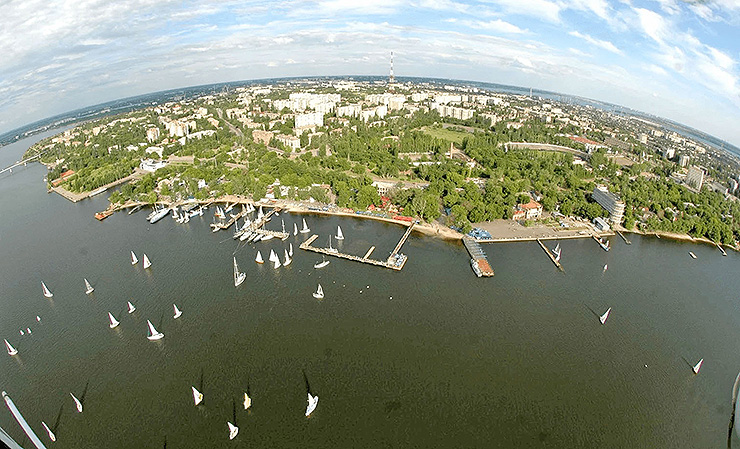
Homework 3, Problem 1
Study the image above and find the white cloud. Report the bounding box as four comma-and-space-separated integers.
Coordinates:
478, 0, 562, 23
446, 18, 527, 34
634, 7, 670, 44
568, 30, 623, 55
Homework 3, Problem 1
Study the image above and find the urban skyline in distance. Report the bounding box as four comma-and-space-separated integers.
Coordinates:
0, 0, 739, 146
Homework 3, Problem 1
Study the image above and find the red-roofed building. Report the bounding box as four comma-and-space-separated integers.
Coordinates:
51, 169, 76, 187
512, 199, 543, 221
569, 136, 608, 152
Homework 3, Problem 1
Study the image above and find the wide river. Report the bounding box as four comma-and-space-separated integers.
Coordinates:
1, 131, 739, 448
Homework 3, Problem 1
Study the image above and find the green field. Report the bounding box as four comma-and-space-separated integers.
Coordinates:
421, 126, 469, 145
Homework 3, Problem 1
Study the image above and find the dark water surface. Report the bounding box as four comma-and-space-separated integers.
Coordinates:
1, 132, 739, 448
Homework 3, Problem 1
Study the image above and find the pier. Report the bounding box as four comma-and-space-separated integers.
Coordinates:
537, 239, 564, 272
462, 237, 494, 277
299, 224, 413, 271
616, 230, 631, 245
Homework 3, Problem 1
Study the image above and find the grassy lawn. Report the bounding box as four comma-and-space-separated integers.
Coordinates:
421, 126, 469, 145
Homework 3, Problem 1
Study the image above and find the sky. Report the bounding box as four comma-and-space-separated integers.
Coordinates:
1, 0, 739, 145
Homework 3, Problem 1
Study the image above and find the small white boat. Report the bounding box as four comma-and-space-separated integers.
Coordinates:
314, 256, 330, 269
718, 243, 728, 256
289, 243, 294, 257
603, 264, 608, 273
42, 282, 53, 298
244, 392, 252, 410
234, 257, 246, 287
255, 251, 264, 264
281, 219, 286, 234
143, 254, 152, 269
305, 392, 319, 417
689, 251, 697, 259
19, 330, 24, 336
228, 422, 239, 440
131, 250, 138, 265
108, 312, 120, 328
336, 225, 344, 240
261, 233, 274, 241
313, 284, 324, 299
173, 304, 183, 319
84, 278, 94, 295
283, 249, 292, 266
26, 328, 31, 334
41, 421, 56, 442
71, 393, 83, 413
127, 301, 136, 313
327, 236, 338, 254
300, 218, 310, 233
5, 339, 18, 356
293, 222, 298, 236
269, 249, 277, 262
146, 320, 164, 340
257, 207, 264, 221
273, 258, 281, 269
599, 307, 611, 325
192, 386, 203, 406
693, 358, 704, 374
36, 315, 41, 322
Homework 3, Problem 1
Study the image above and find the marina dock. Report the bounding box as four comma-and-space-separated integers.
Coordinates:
616, 230, 631, 245
537, 239, 564, 272
462, 237, 494, 277
299, 224, 413, 271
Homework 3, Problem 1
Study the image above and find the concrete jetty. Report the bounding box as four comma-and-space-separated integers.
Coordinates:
537, 238, 564, 272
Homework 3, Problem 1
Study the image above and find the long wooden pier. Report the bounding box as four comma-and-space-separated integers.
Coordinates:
616, 230, 631, 245
462, 237, 494, 277
389, 223, 415, 258
537, 238, 564, 272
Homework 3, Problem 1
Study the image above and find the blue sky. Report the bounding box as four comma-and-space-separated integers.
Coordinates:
1, 0, 739, 145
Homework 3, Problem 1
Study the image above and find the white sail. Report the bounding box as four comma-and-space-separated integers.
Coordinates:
146, 320, 164, 340
36, 315, 41, 322
19, 330, 24, 336
603, 264, 608, 272
5, 339, 18, 356
293, 222, 298, 236
693, 358, 704, 374
273, 258, 281, 269
268, 249, 277, 262
192, 386, 203, 406
42, 282, 53, 298
234, 257, 246, 286
244, 392, 252, 410
173, 304, 182, 319
108, 312, 120, 328
554, 251, 561, 263
84, 278, 94, 294
71, 393, 83, 413
41, 421, 56, 442
599, 307, 611, 325
255, 251, 264, 264
281, 219, 286, 233
313, 283, 324, 299
300, 218, 310, 233
305, 392, 319, 417
327, 235, 337, 253
283, 249, 292, 266
289, 243, 294, 257
228, 422, 239, 440
336, 225, 344, 240
314, 256, 330, 269
127, 301, 136, 313
26, 328, 31, 334
143, 254, 152, 269
131, 251, 138, 265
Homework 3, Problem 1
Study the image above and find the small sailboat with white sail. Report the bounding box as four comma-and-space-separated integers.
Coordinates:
192, 386, 203, 406
131, 250, 138, 265
234, 257, 246, 287
283, 249, 292, 266
5, 339, 18, 356
273, 257, 282, 269
42, 282, 53, 298
71, 393, 83, 413
327, 235, 338, 254
255, 251, 264, 264
146, 320, 164, 340
228, 422, 239, 440
689, 251, 697, 259
289, 242, 294, 257
173, 304, 183, 319
335, 225, 344, 240
300, 218, 310, 233
269, 249, 278, 263
312, 284, 324, 299
127, 301, 136, 313
108, 312, 120, 328
41, 421, 56, 442
257, 206, 264, 221
143, 254, 152, 269
19, 330, 24, 336
84, 278, 94, 295
293, 222, 298, 236
314, 255, 330, 269
244, 392, 252, 410
599, 307, 611, 325
305, 392, 319, 417
603, 264, 608, 273
598, 237, 610, 252
693, 358, 704, 374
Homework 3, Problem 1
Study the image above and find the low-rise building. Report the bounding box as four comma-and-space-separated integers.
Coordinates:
512, 200, 543, 221
252, 130, 274, 146
140, 159, 167, 172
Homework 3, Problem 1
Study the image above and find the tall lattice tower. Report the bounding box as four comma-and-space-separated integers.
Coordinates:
389, 51, 395, 84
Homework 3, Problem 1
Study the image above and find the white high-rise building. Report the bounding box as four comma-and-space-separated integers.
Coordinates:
686, 166, 705, 191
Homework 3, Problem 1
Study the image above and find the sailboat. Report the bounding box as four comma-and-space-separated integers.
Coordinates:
273, 257, 282, 269
71, 393, 83, 413
283, 249, 292, 266
228, 422, 239, 440
127, 301, 136, 313
293, 222, 298, 236
146, 320, 164, 340
257, 206, 264, 221
603, 264, 608, 273
26, 328, 31, 334
41, 421, 56, 442
281, 219, 286, 234
173, 304, 183, 319
554, 249, 562, 263
131, 250, 138, 265
36, 315, 41, 322
335, 225, 344, 240
305, 392, 319, 417
289, 243, 294, 257
5, 339, 18, 356
255, 251, 264, 264
143, 254, 152, 269
552, 243, 561, 256
19, 330, 24, 336
312, 284, 324, 299
192, 386, 203, 406
234, 257, 246, 287
300, 218, 310, 233
269, 249, 278, 263
84, 278, 94, 295
108, 312, 120, 328
327, 235, 338, 254
42, 282, 53, 298
599, 307, 611, 325
314, 255, 330, 269
693, 358, 704, 374
244, 392, 252, 410
689, 251, 697, 259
